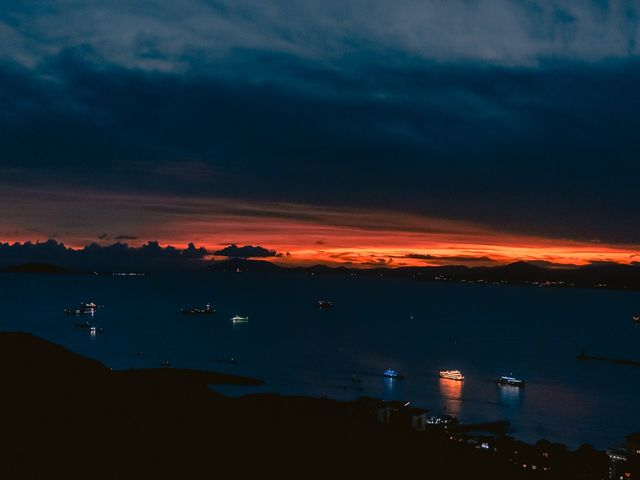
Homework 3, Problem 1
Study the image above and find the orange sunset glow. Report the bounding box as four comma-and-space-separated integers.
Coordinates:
1, 187, 638, 268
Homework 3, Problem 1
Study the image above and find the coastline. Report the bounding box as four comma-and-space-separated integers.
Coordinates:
6, 258, 640, 294
1, 331, 630, 479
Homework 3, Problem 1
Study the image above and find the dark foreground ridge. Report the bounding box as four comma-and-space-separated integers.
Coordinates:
2, 332, 635, 479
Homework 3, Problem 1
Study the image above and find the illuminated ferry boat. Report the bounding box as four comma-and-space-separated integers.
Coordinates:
497, 375, 525, 387
181, 304, 214, 315
231, 315, 249, 323
383, 369, 404, 379
439, 370, 464, 381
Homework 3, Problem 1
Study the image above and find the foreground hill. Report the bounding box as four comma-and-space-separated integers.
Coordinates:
1, 332, 617, 479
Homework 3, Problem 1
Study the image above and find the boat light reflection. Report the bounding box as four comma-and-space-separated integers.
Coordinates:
439, 377, 463, 416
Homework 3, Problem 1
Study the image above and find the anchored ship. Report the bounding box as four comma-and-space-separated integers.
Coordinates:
64, 302, 100, 316
497, 375, 525, 387
383, 369, 404, 379
439, 370, 464, 381
231, 315, 249, 324
181, 304, 214, 315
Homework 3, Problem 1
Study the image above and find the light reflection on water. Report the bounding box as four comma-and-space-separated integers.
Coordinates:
439, 378, 463, 416
498, 384, 523, 407
383, 377, 396, 398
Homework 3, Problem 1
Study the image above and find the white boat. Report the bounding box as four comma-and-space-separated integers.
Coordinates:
383, 368, 404, 379
231, 315, 249, 324
64, 301, 101, 316
439, 370, 464, 381
497, 375, 525, 387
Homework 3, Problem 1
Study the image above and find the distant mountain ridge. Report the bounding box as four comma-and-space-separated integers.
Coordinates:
3, 240, 640, 291
207, 258, 640, 292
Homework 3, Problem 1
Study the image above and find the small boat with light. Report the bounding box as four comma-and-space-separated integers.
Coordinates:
497, 375, 525, 387
231, 315, 249, 323
65, 302, 100, 316
317, 300, 333, 309
633, 314, 640, 324
439, 370, 464, 381
383, 369, 404, 379
181, 304, 214, 315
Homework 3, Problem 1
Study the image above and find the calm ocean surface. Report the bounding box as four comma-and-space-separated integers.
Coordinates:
1, 271, 638, 449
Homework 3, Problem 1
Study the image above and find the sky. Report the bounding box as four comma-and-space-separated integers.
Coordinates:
1, 0, 640, 267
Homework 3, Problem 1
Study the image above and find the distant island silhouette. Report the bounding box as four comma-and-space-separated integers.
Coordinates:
3, 240, 640, 292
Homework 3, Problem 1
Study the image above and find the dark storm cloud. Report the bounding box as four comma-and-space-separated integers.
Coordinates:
403, 254, 435, 260
0, 240, 208, 271
2, 1, 638, 69
1, 1, 640, 244
213, 244, 278, 258
403, 254, 495, 263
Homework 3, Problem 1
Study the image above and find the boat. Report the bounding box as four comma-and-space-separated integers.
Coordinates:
352, 374, 361, 383
633, 314, 640, 324
161, 361, 171, 367
64, 302, 100, 316
231, 315, 249, 323
383, 369, 404, 379
497, 375, 525, 387
317, 300, 333, 309
439, 370, 464, 381
181, 304, 214, 315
